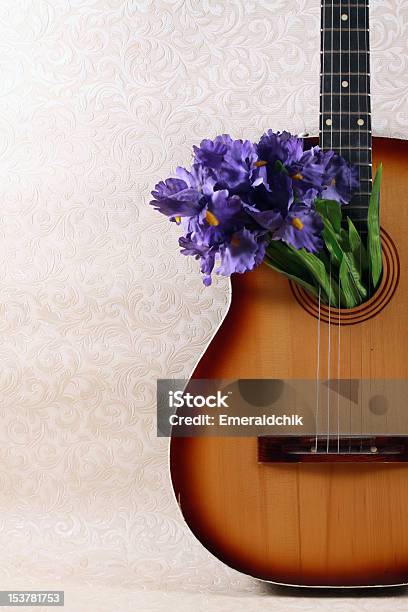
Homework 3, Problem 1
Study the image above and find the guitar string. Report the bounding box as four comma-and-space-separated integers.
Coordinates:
327, 260, 332, 453
348, 0, 352, 453
365, 0, 372, 439
337, 0, 344, 454
364, 0, 372, 446
315, 286, 321, 453
337, 252, 341, 454
357, 0, 364, 452
366, 1, 373, 437
315, 0, 326, 453
326, 0, 335, 454
366, 0, 372, 447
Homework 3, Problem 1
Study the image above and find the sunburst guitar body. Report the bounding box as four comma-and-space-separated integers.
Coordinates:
171, 137, 408, 587
170, 0, 408, 589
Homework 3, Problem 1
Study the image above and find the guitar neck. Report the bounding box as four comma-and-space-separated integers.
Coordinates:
320, 0, 372, 230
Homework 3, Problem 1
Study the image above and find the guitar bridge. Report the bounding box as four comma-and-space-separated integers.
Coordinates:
258, 436, 408, 463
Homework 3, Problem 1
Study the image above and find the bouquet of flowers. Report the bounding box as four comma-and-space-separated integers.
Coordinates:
150, 130, 382, 308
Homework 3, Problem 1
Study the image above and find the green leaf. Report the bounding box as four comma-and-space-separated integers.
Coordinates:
344, 252, 368, 301
287, 245, 340, 306
316, 199, 342, 234
322, 218, 367, 303
347, 216, 368, 272
339, 227, 350, 251
339, 257, 361, 308
265, 241, 318, 297
368, 164, 383, 288
266, 240, 314, 281
266, 240, 339, 306
264, 255, 319, 299
321, 220, 343, 268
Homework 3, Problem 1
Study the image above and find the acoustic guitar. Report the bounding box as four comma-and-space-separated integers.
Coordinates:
170, 0, 408, 587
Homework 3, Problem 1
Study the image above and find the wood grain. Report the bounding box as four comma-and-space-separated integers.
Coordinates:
170, 137, 408, 587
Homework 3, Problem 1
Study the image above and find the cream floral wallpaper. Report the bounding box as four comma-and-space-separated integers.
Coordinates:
0, 0, 407, 610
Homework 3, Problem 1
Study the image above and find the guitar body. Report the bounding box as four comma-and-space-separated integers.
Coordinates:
170, 137, 408, 587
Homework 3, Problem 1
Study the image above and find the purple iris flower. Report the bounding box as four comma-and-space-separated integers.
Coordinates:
150, 164, 216, 218
150, 129, 360, 285
256, 130, 304, 167
194, 135, 266, 192
244, 172, 293, 231
177, 189, 258, 285
244, 203, 283, 232
179, 219, 267, 285
321, 153, 360, 204
245, 171, 293, 229
289, 147, 331, 196
180, 191, 249, 244
272, 189, 324, 253
205, 191, 246, 228
289, 147, 359, 205
216, 228, 269, 278
179, 234, 216, 286
193, 134, 233, 169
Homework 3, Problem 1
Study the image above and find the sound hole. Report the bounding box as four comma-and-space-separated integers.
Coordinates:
290, 229, 399, 325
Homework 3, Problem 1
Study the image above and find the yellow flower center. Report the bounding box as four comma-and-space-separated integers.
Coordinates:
292, 217, 304, 231
331, 178, 336, 186
205, 210, 220, 226
292, 172, 303, 181
174, 216, 181, 224
254, 160, 268, 167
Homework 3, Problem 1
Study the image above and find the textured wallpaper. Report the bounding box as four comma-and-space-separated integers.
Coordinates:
0, 1, 407, 610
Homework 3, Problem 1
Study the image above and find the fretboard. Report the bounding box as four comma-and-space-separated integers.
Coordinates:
320, 0, 372, 230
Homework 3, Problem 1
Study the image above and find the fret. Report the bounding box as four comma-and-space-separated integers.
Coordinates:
323, 5, 369, 30
323, 4, 368, 6
322, 50, 370, 56
322, 29, 369, 50
347, 213, 369, 219
349, 196, 371, 206
321, 110, 371, 113
340, 148, 372, 163
322, 49, 370, 53
320, 129, 372, 133
351, 193, 372, 204
320, 114, 372, 131
337, 146, 372, 150
351, 194, 371, 204
322, 110, 371, 118
320, 94, 370, 113
322, 0, 368, 6
321, 74, 370, 94
322, 28, 369, 32
322, 52, 369, 74
353, 166, 372, 181
348, 204, 371, 209
321, 72, 369, 75
344, 206, 370, 221
320, 132, 371, 149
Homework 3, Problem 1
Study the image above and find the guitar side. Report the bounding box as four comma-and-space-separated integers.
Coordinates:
170, 137, 408, 587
